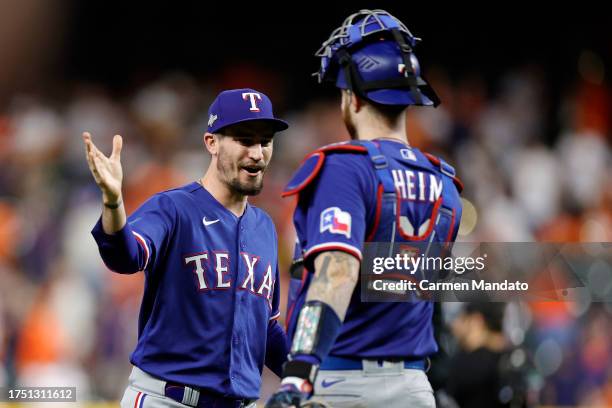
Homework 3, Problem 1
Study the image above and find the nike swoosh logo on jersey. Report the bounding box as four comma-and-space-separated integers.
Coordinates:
202, 217, 220, 227
321, 378, 345, 388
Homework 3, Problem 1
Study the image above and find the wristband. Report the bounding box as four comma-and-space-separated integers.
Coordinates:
104, 199, 122, 209
282, 360, 319, 386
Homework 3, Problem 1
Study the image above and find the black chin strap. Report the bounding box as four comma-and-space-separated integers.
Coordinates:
337, 48, 368, 101
390, 28, 422, 105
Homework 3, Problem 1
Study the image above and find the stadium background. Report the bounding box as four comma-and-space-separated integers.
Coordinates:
0, 1, 610, 407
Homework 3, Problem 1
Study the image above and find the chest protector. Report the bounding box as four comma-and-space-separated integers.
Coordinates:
283, 140, 463, 358
283, 140, 463, 247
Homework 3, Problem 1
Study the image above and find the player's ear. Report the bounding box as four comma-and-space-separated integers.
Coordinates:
342, 90, 362, 113
352, 93, 363, 113
340, 90, 348, 111
340, 90, 353, 112
203, 132, 218, 155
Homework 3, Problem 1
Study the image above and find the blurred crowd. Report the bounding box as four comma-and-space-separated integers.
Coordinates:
0, 58, 611, 406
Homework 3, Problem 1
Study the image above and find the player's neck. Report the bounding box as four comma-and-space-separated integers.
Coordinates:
199, 173, 247, 217
354, 111, 408, 144
355, 124, 408, 144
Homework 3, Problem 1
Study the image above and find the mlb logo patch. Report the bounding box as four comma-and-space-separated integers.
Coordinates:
320, 207, 352, 238
400, 148, 416, 161
208, 114, 218, 127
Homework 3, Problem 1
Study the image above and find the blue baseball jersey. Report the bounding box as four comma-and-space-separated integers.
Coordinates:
91, 182, 286, 399
284, 139, 463, 360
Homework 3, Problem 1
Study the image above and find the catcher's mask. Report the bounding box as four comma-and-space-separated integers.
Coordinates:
315, 9, 440, 107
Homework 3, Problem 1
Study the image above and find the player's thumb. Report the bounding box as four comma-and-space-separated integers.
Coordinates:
111, 134, 123, 161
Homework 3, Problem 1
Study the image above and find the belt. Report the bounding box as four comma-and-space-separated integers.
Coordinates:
320, 355, 427, 371
164, 382, 254, 408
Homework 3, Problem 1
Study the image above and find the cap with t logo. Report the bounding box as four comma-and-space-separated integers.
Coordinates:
206, 88, 289, 133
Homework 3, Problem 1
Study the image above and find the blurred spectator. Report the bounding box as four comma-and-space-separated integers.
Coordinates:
446, 303, 527, 408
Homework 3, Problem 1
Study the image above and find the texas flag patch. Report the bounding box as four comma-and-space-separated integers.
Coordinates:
320, 207, 352, 238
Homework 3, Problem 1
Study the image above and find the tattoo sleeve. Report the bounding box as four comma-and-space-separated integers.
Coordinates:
306, 251, 360, 320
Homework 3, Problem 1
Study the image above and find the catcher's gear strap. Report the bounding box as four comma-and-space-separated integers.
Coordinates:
355, 140, 395, 194
282, 141, 463, 197
390, 28, 421, 105
423, 152, 464, 193
290, 301, 342, 361
356, 140, 397, 243
332, 35, 440, 107
351, 141, 461, 244
282, 142, 367, 197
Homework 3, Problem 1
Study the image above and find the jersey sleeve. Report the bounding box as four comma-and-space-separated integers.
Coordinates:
265, 319, 288, 377
265, 259, 288, 376
91, 193, 177, 274
269, 262, 281, 321
297, 154, 372, 263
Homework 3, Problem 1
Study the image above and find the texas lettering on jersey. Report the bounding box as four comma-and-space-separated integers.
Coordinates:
184, 251, 274, 306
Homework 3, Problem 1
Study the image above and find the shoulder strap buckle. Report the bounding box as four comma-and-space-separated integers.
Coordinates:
439, 159, 456, 178
371, 154, 388, 169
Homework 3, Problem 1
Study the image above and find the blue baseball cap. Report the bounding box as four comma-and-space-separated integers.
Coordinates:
206, 88, 289, 134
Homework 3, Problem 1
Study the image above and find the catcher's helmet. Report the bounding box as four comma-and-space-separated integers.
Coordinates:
315, 9, 440, 107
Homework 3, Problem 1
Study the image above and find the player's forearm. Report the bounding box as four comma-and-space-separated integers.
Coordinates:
305, 251, 360, 320
278, 251, 359, 393
101, 195, 127, 234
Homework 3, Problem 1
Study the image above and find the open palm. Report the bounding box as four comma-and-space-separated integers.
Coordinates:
83, 132, 124, 204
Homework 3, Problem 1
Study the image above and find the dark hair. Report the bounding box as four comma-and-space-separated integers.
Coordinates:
367, 99, 407, 126
464, 303, 505, 333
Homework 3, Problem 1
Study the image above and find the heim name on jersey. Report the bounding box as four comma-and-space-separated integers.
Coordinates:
391, 169, 443, 202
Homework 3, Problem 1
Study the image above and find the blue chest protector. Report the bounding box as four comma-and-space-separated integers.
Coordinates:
283, 140, 463, 359
356, 140, 462, 245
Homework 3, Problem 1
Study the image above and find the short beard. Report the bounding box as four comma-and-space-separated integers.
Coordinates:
216, 149, 264, 196
342, 99, 358, 140
227, 178, 263, 196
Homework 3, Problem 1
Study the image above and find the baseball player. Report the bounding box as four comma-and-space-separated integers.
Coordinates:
266, 10, 463, 408
85, 88, 290, 408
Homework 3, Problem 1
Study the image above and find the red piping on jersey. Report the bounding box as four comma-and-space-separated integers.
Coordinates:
366, 183, 384, 241
132, 232, 149, 270
282, 152, 325, 197
445, 208, 456, 243
304, 243, 362, 261
396, 196, 443, 241
282, 144, 368, 197
423, 152, 464, 193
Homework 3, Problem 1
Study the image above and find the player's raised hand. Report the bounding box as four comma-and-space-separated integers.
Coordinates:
83, 131, 124, 205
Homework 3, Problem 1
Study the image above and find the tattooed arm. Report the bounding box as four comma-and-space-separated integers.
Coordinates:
264, 250, 360, 406
306, 251, 360, 320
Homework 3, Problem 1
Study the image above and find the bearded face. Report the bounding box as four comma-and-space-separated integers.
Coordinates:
215, 122, 274, 196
